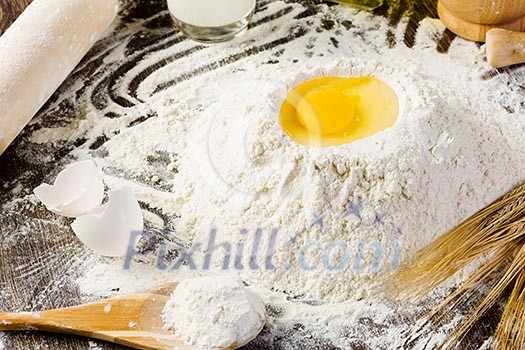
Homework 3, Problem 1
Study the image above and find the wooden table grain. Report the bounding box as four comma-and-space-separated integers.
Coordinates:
0, 0, 516, 349
0, 0, 31, 34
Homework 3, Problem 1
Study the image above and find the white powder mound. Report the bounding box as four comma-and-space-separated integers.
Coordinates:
162, 276, 266, 349
93, 57, 525, 302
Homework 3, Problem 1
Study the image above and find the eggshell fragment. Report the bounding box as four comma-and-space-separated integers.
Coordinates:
33, 160, 104, 218
71, 189, 144, 257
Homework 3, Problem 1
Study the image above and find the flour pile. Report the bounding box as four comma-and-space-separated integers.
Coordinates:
162, 276, 265, 349
30, 2, 525, 303
89, 56, 523, 302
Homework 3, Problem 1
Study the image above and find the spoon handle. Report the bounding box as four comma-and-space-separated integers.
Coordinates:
0, 311, 53, 331
0, 294, 154, 335
0, 294, 179, 350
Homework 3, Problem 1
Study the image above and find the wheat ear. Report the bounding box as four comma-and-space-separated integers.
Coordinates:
392, 183, 525, 301
390, 183, 525, 349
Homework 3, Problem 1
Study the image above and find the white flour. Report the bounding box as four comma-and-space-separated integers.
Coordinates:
76, 258, 464, 349
162, 276, 265, 349
24, 1, 525, 348
88, 340, 103, 350
75, 30, 524, 302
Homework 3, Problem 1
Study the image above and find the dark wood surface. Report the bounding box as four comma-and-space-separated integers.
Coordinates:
0, 0, 31, 34
0, 0, 518, 349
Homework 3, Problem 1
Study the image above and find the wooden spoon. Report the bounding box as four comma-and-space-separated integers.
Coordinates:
0, 282, 265, 350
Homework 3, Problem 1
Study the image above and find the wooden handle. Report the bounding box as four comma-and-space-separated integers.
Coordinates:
486, 29, 525, 68
0, 294, 150, 334
0, 311, 50, 331
0, 294, 181, 350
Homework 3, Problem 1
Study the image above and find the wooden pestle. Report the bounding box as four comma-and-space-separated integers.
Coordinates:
486, 29, 525, 68
438, 0, 525, 42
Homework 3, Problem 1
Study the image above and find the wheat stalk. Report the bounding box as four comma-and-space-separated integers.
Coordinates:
391, 182, 525, 349
494, 250, 525, 350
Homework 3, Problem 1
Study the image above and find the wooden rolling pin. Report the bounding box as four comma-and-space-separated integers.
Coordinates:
0, 0, 119, 156
486, 29, 525, 68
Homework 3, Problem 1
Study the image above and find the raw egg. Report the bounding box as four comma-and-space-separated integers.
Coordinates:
279, 76, 399, 147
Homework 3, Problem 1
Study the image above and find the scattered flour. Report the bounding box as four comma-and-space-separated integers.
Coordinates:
162, 276, 266, 349
103, 303, 111, 313
75, 246, 470, 349
88, 340, 103, 350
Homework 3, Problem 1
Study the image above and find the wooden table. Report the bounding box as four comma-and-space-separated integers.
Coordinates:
0, 0, 514, 349
0, 0, 31, 34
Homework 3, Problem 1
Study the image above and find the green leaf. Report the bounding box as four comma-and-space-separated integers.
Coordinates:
326, 0, 384, 11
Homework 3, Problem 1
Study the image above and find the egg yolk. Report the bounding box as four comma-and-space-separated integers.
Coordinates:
279, 76, 399, 147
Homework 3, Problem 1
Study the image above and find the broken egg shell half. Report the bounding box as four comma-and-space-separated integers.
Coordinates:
33, 160, 104, 218
71, 189, 144, 257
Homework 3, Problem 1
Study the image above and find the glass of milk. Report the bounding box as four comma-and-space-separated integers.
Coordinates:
167, 0, 257, 43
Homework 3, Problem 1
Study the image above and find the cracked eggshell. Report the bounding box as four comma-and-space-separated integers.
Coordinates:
33, 160, 104, 218
71, 189, 144, 257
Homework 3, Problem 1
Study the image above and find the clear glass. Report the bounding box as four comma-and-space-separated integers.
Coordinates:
167, 0, 256, 43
